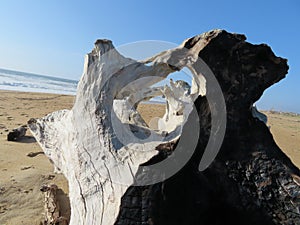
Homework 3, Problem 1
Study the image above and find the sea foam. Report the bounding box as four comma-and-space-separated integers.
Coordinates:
0, 68, 78, 95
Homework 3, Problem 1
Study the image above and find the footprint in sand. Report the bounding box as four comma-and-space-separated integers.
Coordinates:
22, 188, 33, 194
0, 186, 5, 194
27, 151, 44, 157
20, 165, 34, 170
0, 204, 8, 214
20, 113, 29, 117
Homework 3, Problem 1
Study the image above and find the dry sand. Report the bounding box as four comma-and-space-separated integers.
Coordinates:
0, 90, 299, 224
264, 111, 300, 167
0, 91, 74, 224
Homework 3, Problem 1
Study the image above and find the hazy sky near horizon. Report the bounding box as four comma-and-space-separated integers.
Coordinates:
0, 0, 299, 113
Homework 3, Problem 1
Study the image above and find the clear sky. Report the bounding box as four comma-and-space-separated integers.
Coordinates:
0, 0, 299, 113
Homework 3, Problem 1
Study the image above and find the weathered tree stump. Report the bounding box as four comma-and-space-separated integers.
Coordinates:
28, 30, 300, 225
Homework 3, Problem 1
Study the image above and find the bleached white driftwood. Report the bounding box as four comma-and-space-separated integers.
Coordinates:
28, 35, 210, 225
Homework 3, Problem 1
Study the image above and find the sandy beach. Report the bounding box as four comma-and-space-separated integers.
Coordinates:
0, 90, 299, 224
0, 91, 74, 224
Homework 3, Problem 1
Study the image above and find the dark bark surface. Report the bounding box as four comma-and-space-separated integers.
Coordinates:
7, 126, 27, 141
115, 30, 300, 225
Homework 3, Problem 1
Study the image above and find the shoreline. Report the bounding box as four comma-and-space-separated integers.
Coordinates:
0, 89, 167, 105
0, 88, 76, 97
1, 89, 299, 114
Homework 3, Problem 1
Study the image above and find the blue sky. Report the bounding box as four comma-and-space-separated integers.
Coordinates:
0, 0, 299, 112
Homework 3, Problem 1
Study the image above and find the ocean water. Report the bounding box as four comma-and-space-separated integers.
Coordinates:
0, 68, 166, 103
0, 68, 78, 95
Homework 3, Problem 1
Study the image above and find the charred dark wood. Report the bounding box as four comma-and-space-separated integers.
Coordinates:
115, 31, 300, 225
7, 126, 27, 141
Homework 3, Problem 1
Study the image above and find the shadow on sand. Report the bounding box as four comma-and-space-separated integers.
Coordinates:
16, 136, 37, 143
57, 188, 71, 223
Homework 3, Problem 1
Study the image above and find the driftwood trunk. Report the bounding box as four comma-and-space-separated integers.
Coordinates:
28, 30, 300, 225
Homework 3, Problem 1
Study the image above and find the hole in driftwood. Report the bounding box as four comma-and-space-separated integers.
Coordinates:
112, 65, 195, 141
